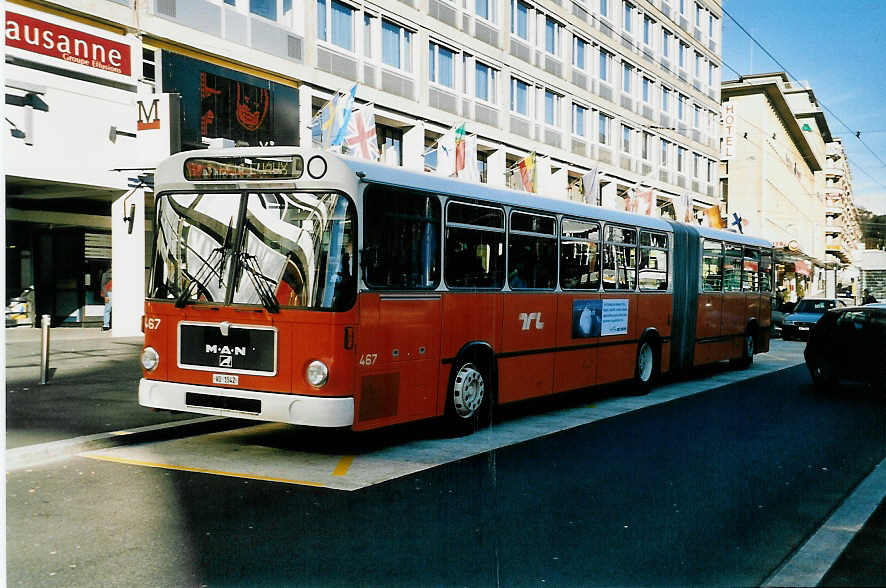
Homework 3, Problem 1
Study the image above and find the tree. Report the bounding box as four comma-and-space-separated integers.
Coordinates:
857, 207, 886, 250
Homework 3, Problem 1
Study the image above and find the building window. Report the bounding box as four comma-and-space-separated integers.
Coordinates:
709, 14, 717, 39
695, 51, 702, 77
475, 62, 497, 103
677, 146, 686, 173
660, 138, 668, 166
661, 86, 670, 112
708, 62, 717, 86
544, 89, 559, 126
545, 17, 561, 55
643, 15, 653, 45
478, 151, 489, 183
573, 103, 587, 137
599, 112, 611, 145
622, 124, 632, 153
318, 0, 356, 51
599, 49, 611, 82
377, 124, 403, 165
476, 0, 492, 21
623, 2, 633, 33
679, 0, 685, 15
695, 2, 702, 27
642, 76, 651, 102
642, 131, 651, 160
678, 94, 687, 120
251, 0, 276, 20
661, 29, 671, 58
363, 13, 374, 57
600, 0, 608, 18
429, 42, 455, 88
622, 61, 632, 93
511, 77, 529, 115
678, 41, 687, 69
693, 104, 700, 128
573, 36, 587, 70
512, 0, 530, 40
382, 20, 412, 71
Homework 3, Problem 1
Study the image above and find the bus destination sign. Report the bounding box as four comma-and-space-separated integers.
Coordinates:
184, 155, 304, 181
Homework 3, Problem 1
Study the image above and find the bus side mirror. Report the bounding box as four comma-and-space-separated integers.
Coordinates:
124, 203, 136, 234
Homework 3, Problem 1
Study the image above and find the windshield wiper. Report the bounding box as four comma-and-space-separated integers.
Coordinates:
236, 251, 280, 314
174, 220, 234, 308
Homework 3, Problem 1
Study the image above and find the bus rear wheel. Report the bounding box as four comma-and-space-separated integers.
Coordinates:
730, 331, 755, 369
446, 361, 490, 434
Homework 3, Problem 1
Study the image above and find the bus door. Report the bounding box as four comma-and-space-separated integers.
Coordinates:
721, 243, 746, 358
596, 225, 639, 384
696, 239, 724, 365
356, 186, 443, 429
498, 211, 558, 403
742, 248, 762, 348
554, 218, 601, 394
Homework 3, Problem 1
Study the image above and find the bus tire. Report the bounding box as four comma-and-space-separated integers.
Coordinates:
631, 338, 657, 395
731, 330, 755, 369
446, 360, 491, 434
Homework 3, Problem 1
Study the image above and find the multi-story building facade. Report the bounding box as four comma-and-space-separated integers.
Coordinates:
6, 0, 724, 333
720, 72, 861, 302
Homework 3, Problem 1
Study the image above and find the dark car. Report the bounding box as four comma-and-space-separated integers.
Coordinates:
804, 305, 886, 391
782, 298, 847, 340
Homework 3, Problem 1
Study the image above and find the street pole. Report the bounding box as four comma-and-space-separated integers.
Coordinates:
39, 314, 51, 385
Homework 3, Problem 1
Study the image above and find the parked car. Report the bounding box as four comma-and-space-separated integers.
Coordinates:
805, 304, 886, 391
782, 298, 847, 340
770, 301, 796, 338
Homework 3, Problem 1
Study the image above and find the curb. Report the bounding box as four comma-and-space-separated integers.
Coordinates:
5, 416, 247, 471
762, 456, 886, 587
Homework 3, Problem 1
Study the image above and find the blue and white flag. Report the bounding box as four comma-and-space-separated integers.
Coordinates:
318, 83, 358, 148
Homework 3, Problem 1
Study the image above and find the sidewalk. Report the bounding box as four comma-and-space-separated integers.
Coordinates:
4, 325, 201, 450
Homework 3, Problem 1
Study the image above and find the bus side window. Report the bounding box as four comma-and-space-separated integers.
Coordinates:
759, 253, 773, 293
508, 211, 557, 290
742, 247, 760, 292
602, 225, 637, 291
639, 231, 668, 291
560, 218, 600, 290
701, 239, 722, 292
723, 243, 742, 292
444, 201, 505, 289
363, 186, 441, 289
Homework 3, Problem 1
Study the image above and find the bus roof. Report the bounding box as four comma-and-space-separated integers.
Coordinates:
154, 146, 771, 248
341, 156, 676, 233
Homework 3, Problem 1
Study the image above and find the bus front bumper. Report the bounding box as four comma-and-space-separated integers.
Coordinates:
139, 379, 354, 428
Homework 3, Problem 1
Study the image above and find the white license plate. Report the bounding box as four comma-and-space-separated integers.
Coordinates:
213, 374, 239, 385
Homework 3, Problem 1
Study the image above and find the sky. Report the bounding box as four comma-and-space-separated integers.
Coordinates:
720, 0, 886, 215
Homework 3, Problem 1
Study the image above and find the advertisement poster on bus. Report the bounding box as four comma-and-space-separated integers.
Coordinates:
571, 299, 629, 338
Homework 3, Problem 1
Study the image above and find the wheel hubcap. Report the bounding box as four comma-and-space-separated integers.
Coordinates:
745, 334, 754, 357
453, 364, 485, 418
637, 343, 653, 382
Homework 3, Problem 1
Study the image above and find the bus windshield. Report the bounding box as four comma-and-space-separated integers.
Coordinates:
149, 191, 356, 311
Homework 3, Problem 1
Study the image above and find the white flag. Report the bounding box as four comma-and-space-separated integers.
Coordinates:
581, 167, 600, 205
457, 134, 480, 182
435, 128, 456, 177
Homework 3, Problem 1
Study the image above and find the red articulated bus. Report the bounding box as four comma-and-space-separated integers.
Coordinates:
139, 147, 772, 433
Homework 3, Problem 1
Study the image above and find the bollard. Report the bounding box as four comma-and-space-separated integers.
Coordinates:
39, 314, 51, 385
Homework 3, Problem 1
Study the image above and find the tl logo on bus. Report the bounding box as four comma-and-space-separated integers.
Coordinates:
519, 312, 545, 331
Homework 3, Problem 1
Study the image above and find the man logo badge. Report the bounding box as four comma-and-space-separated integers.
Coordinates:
219, 355, 233, 367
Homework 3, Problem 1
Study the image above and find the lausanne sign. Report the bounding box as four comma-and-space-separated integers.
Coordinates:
6, 10, 132, 78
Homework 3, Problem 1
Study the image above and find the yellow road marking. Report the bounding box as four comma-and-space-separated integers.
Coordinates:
82, 454, 327, 487
333, 455, 355, 477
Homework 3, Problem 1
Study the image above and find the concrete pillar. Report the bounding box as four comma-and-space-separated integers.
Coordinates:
299, 85, 314, 148
487, 149, 507, 187
402, 123, 424, 171
111, 188, 146, 337
550, 166, 568, 200
537, 155, 552, 196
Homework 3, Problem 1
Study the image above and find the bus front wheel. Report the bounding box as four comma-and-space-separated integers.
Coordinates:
631, 339, 657, 395
730, 331, 755, 369
446, 361, 490, 434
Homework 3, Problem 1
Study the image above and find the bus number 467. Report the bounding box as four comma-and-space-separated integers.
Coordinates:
359, 353, 378, 366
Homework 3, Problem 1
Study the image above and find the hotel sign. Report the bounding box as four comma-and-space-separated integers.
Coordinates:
5, 7, 136, 85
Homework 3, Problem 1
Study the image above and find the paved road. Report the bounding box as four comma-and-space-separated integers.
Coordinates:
7, 364, 884, 587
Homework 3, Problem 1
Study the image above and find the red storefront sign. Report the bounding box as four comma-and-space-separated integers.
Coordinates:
6, 11, 132, 76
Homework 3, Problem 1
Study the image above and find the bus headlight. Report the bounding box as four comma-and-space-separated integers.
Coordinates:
140, 347, 159, 371
306, 360, 329, 387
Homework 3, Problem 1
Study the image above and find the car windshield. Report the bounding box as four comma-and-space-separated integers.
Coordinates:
149, 191, 355, 311
794, 300, 835, 314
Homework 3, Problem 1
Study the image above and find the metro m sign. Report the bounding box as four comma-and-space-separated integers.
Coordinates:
137, 98, 161, 131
